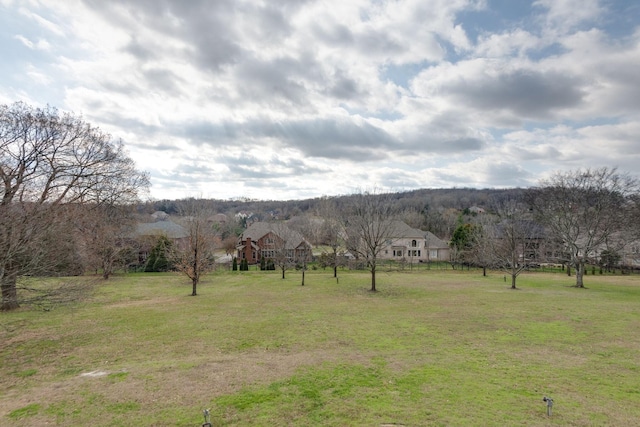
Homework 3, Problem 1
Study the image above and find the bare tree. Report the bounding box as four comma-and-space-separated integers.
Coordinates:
317, 197, 344, 280
485, 196, 542, 289
77, 204, 138, 279
528, 167, 638, 288
343, 190, 397, 292
269, 222, 311, 283
469, 214, 494, 277
172, 201, 217, 296
1, 102, 148, 310
221, 235, 238, 256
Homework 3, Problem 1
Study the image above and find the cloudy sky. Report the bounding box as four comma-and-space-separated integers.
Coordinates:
2, 0, 639, 200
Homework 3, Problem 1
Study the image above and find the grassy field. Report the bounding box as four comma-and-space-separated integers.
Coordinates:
1, 268, 639, 426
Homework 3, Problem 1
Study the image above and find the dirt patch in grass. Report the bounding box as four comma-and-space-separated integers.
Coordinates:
0, 346, 366, 423
104, 296, 184, 310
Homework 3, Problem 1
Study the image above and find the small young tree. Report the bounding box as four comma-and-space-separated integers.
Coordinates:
486, 195, 542, 289
317, 197, 344, 280
171, 201, 216, 296
78, 204, 139, 279
468, 216, 494, 277
342, 189, 397, 292
271, 223, 296, 280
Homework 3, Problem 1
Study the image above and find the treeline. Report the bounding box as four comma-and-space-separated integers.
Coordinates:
140, 187, 523, 238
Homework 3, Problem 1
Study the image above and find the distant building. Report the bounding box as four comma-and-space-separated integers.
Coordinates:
380, 221, 450, 263
237, 222, 312, 265
133, 213, 189, 265
151, 210, 170, 221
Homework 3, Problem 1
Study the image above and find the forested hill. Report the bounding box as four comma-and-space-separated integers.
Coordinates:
143, 188, 520, 216
139, 187, 523, 238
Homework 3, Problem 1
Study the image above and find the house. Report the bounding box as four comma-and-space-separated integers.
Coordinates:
380, 221, 450, 263
237, 221, 312, 265
208, 213, 228, 224
133, 213, 189, 265
468, 206, 485, 214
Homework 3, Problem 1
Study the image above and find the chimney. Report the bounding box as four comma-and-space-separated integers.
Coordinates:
245, 237, 252, 263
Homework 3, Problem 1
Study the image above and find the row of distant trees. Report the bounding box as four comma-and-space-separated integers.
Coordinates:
304, 168, 640, 292
449, 169, 639, 289
144, 168, 640, 294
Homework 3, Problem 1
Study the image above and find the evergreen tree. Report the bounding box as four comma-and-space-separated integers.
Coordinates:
145, 236, 173, 272
144, 250, 157, 272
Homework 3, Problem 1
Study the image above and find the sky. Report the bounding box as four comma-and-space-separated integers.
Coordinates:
1, 0, 639, 201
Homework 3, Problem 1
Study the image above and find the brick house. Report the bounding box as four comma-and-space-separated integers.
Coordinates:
237, 222, 312, 265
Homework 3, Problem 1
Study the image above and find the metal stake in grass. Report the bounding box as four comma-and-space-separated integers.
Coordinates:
543, 397, 553, 416
202, 408, 212, 427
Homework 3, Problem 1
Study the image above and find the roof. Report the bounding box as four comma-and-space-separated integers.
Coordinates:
135, 220, 188, 239
388, 220, 449, 248
151, 211, 169, 221
241, 221, 311, 249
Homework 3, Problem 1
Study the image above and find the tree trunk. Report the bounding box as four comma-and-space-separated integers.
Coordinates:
333, 264, 337, 278
575, 262, 585, 288
482, 266, 486, 277
192, 277, 198, 296
102, 258, 113, 279
282, 268, 286, 280
370, 264, 377, 292
511, 274, 517, 289
1, 269, 20, 311
301, 269, 305, 286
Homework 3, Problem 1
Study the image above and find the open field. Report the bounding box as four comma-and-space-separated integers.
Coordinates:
1, 269, 640, 426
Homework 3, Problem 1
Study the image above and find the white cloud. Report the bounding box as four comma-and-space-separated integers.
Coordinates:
1, 0, 638, 200
533, 0, 604, 31
13, 35, 51, 50
18, 6, 65, 37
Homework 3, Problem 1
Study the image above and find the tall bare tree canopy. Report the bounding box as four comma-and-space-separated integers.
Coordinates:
528, 167, 638, 288
1, 102, 149, 310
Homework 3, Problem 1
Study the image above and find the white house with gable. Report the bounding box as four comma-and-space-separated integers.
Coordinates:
380, 221, 450, 263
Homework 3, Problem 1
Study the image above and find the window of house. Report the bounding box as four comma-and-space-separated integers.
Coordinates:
411, 240, 417, 247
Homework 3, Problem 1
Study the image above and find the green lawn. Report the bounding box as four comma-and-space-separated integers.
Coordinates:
1, 269, 639, 426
